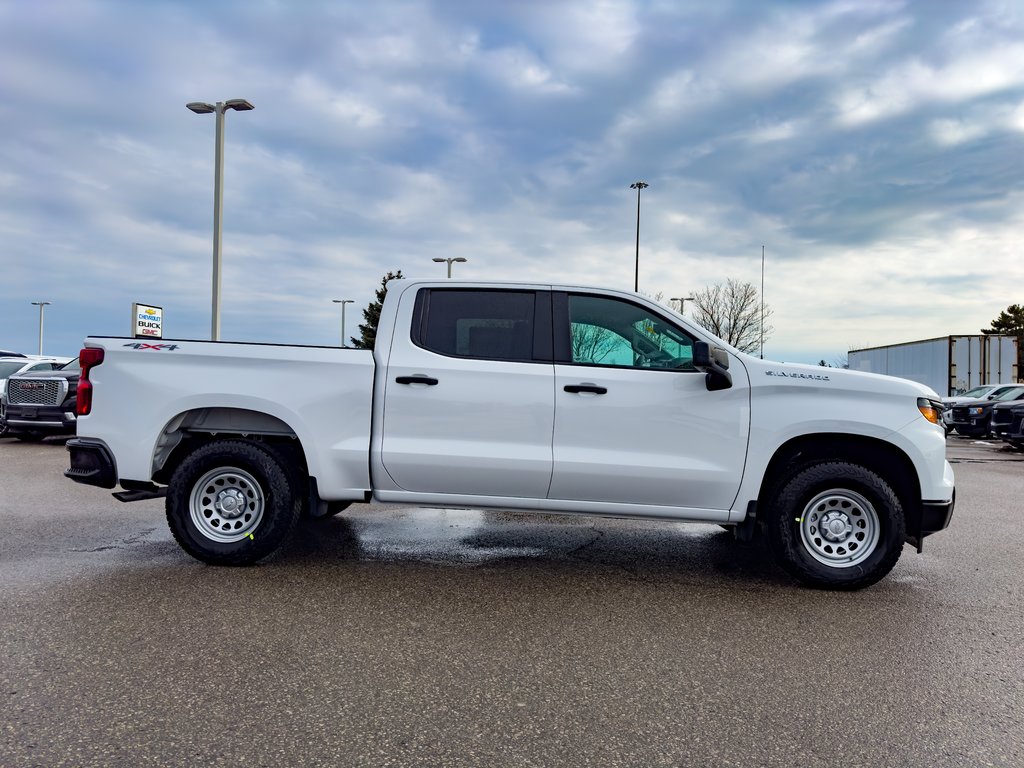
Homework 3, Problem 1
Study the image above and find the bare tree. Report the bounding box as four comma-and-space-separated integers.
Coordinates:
689, 278, 773, 354
571, 323, 622, 364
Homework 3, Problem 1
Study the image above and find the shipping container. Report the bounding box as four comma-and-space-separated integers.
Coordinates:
848, 335, 1018, 396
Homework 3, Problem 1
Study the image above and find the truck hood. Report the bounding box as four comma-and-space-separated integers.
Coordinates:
14, 369, 80, 382
739, 356, 939, 399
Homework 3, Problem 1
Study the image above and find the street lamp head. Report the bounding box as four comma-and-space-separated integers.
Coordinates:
332, 299, 353, 305
432, 258, 446, 263
630, 181, 649, 190
224, 99, 255, 112
452, 257, 467, 264
186, 102, 216, 114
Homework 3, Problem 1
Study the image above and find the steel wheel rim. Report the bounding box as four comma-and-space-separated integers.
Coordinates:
189, 466, 264, 543
799, 488, 880, 568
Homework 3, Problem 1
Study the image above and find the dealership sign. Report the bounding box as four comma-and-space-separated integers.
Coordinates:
132, 303, 163, 338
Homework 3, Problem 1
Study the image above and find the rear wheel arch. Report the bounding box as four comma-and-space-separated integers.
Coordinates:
152, 408, 310, 493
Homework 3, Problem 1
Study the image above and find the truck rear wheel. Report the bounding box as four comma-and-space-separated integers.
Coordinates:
166, 439, 301, 565
765, 461, 905, 590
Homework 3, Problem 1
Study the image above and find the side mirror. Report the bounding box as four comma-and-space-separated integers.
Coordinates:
693, 341, 732, 391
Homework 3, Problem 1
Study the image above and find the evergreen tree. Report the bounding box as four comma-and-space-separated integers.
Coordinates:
982, 303, 1024, 374
352, 270, 404, 349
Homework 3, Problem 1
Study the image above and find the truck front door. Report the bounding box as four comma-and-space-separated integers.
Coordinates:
548, 292, 749, 512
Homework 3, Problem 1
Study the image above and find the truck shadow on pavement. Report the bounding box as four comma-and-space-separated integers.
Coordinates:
281, 507, 794, 589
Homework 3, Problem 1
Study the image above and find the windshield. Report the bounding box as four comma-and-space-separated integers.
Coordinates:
0, 361, 26, 378
993, 386, 1024, 401
963, 386, 993, 398
60, 358, 80, 371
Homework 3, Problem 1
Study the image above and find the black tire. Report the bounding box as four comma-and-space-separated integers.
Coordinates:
765, 461, 905, 590
166, 439, 301, 565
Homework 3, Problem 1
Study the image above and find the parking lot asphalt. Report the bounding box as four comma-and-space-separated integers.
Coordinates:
1, 434, 1022, 767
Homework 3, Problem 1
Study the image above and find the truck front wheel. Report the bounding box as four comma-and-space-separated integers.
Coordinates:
166, 439, 301, 565
765, 461, 906, 590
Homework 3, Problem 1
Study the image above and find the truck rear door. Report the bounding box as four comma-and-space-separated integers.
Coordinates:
379, 286, 555, 498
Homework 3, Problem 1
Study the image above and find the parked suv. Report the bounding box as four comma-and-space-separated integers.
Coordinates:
2, 358, 81, 441
941, 383, 1019, 434
990, 400, 1024, 449
0, 356, 69, 436
946, 385, 1024, 437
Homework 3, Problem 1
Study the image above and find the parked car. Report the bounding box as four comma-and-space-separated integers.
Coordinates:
941, 383, 1020, 434
946, 385, 1024, 437
0, 356, 70, 436
2, 357, 81, 441
989, 400, 1024, 449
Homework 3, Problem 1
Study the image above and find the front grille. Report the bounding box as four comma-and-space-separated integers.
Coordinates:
950, 406, 969, 421
991, 409, 1013, 429
992, 409, 1024, 435
7, 378, 66, 406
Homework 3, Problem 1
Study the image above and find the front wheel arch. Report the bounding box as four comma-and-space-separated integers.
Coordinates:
758, 434, 920, 528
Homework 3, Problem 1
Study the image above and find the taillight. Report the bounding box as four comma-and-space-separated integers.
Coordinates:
77, 347, 104, 416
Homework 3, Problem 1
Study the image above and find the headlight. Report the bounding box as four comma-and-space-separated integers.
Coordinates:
967, 406, 984, 416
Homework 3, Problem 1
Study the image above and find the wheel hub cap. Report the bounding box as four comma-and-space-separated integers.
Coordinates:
189, 466, 265, 543
216, 489, 246, 518
799, 489, 880, 569
822, 512, 853, 541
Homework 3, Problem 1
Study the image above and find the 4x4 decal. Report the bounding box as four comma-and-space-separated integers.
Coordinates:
123, 343, 180, 351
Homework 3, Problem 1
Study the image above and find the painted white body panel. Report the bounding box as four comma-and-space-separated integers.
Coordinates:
549, 362, 749, 509
78, 340, 375, 497
77, 279, 953, 524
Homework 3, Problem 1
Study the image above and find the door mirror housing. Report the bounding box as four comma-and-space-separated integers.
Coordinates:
693, 341, 732, 391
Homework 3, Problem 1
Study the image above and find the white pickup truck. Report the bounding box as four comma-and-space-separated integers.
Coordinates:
66, 280, 954, 589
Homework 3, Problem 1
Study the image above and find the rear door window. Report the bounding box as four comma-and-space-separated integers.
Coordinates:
414, 289, 547, 362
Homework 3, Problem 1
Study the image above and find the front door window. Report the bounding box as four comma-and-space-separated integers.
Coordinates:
568, 294, 695, 371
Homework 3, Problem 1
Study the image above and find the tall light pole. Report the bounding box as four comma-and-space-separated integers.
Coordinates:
187, 98, 254, 341
630, 181, 648, 292
671, 296, 695, 315
332, 299, 354, 347
30, 301, 50, 356
432, 257, 467, 278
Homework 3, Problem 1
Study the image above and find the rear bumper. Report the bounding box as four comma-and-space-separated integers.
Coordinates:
65, 439, 117, 489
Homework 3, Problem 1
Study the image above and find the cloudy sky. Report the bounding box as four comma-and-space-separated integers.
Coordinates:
2, 0, 1022, 363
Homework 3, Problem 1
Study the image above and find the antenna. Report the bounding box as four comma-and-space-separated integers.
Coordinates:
760, 245, 765, 360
